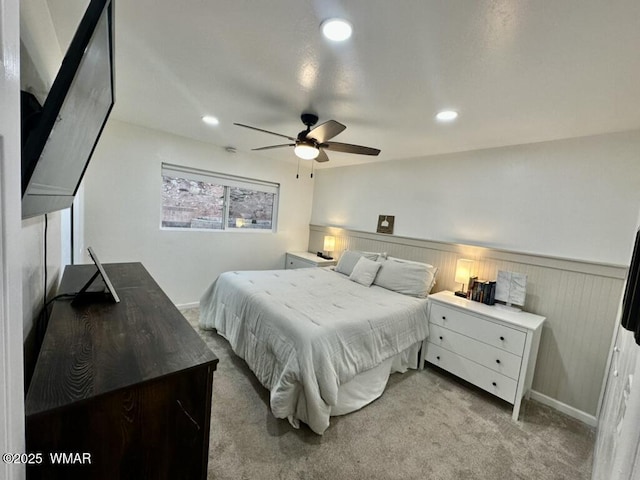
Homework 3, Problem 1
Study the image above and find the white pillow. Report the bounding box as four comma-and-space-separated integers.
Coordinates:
349, 257, 382, 287
373, 257, 438, 297
335, 250, 380, 276
387, 256, 438, 290
389, 257, 438, 290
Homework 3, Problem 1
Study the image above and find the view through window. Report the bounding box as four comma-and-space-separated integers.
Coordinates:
161, 163, 279, 231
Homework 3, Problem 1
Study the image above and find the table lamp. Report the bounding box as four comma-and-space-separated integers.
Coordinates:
454, 258, 474, 297
320, 235, 335, 260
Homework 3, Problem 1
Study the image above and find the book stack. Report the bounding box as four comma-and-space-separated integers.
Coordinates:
467, 277, 496, 305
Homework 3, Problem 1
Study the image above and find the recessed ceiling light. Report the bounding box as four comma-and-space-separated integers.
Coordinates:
436, 110, 458, 122
321, 18, 353, 42
202, 115, 219, 126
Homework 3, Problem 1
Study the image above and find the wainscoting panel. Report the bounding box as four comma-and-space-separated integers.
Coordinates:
309, 224, 626, 418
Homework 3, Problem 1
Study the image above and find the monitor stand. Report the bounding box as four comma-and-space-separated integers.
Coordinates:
71, 247, 120, 307
71, 270, 113, 306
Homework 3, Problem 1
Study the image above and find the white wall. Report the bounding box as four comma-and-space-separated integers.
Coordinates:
311, 130, 640, 266
21, 215, 62, 337
81, 120, 315, 306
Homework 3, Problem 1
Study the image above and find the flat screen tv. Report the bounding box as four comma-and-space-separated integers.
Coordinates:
621, 229, 640, 345
21, 0, 114, 219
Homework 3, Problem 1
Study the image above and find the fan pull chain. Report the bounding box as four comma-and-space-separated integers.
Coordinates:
311, 161, 314, 179
296, 157, 300, 179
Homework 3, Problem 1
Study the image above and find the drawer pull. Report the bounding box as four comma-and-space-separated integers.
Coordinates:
492, 382, 497, 387
499, 336, 505, 341
496, 359, 501, 364
439, 336, 443, 340
442, 316, 446, 320
436, 356, 441, 360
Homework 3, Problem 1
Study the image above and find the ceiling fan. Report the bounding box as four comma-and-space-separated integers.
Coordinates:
234, 113, 380, 163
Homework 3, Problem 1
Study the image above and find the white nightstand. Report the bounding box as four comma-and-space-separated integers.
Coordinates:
420, 290, 545, 421
285, 251, 337, 269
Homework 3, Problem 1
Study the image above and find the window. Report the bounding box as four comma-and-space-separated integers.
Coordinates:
161, 163, 279, 231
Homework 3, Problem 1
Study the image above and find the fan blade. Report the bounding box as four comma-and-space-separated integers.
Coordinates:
315, 149, 330, 163
308, 120, 346, 143
322, 141, 381, 156
234, 123, 296, 141
252, 143, 295, 151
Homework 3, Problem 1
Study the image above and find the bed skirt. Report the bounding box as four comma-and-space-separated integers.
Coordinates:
288, 341, 422, 429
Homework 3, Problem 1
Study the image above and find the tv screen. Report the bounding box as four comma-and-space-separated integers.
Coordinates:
21, 0, 114, 219
621, 229, 640, 345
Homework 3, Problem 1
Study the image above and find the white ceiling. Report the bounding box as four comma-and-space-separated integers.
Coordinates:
46, 0, 640, 167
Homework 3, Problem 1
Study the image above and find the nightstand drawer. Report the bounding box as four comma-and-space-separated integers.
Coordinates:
285, 252, 336, 269
428, 323, 522, 380
425, 343, 518, 404
430, 303, 526, 356
286, 255, 315, 269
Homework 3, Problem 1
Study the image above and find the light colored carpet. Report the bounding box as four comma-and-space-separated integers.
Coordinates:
181, 308, 594, 480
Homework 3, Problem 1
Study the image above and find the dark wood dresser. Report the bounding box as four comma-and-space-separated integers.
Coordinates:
25, 262, 218, 480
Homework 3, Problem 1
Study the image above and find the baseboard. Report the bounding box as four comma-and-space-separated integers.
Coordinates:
176, 301, 199, 310
529, 390, 598, 427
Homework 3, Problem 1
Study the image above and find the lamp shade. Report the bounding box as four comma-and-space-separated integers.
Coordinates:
454, 259, 473, 285
323, 235, 336, 252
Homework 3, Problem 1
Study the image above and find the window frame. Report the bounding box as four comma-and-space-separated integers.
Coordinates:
160, 163, 279, 233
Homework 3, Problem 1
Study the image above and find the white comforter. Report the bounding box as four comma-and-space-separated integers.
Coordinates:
199, 268, 429, 434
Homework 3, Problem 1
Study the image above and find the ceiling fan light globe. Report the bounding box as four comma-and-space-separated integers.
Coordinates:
294, 144, 320, 160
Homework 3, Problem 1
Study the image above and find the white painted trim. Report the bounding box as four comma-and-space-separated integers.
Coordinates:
177, 301, 200, 310
529, 390, 597, 427
596, 309, 623, 421
0, 0, 25, 478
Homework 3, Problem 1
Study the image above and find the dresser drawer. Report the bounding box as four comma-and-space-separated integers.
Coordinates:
428, 323, 522, 380
425, 343, 518, 404
430, 303, 526, 356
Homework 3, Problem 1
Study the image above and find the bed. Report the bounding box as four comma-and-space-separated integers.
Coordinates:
199, 251, 437, 434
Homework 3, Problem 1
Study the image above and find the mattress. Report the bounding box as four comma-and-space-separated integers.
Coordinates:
199, 267, 429, 434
